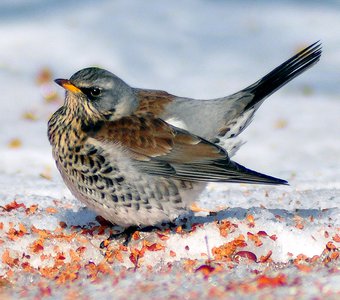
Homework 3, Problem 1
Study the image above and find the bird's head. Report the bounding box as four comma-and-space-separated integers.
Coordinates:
55, 67, 138, 121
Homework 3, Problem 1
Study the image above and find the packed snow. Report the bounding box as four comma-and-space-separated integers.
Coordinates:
0, 1, 339, 299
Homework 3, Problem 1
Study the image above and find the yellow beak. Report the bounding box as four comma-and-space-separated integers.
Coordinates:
54, 79, 82, 93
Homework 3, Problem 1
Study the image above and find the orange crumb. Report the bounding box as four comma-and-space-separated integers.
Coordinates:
59, 221, 67, 229
146, 265, 153, 272
129, 248, 142, 268
76, 246, 86, 255
145, 243, 165, 252
257, 274, 287, 288
105, 247, 124, 264
3, 201, 26, 212
46, 207, 58, 214
208, 286, 224, 298
40, 254, 51, 261
294, 215, 305, 230
217, 220, 236, 238
30, 238, 44, 253
175, 226, 183, 233
101, 239, 110, 248
75, 236, 88, 244
295, 254, 308, 262
157, 233, 169, 241
6, 269, 14, 279
25, 204, 38, 215
119, 244, 128, 251
0, 277, 11, 289
132, 231, 141, 241
275, 215, 284, 222
21, 262, 34, 273
190, 203, 210, 213
330, 252, 339, 260
295, 264, 312, 272
270, 234, 278, 241
333, 234, 340, 243
39, 266, 59, 279
6, 228, 20, 241
55, 252, 66, 262
36, 68, 53, 85
246, 214, 255, 227
69, 249, 81, 263
212, 235, 247, 261
2, 249, 19, 267
195, 264, 215, 278
259, 250, 273, 263
56, 266, 80, 285
8, 138, 22, 149
85, 262, 98, 281
183, 259, 198, 272
326, 241, 336, 251
247, 232, 263, 247
97, 261, 113, 275
31, 226, 51, 239
56, 232, 77, 243
22, 111, 38, 121
39, 284, 52, 297
19, 223, 27, 234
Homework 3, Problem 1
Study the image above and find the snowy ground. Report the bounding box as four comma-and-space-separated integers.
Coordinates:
0, 1, 339, 299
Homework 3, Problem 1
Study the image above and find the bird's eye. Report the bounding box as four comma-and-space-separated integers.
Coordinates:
90, 87, 101, 97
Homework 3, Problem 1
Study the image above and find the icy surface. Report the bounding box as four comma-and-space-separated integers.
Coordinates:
0, 0, 339, 299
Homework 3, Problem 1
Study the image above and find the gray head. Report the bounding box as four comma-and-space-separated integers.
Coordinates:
55, 67, 138, 120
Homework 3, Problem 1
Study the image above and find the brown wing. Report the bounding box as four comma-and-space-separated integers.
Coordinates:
94, 115, 287, 185
134, 89, 174, 117
95, 115, 224, 162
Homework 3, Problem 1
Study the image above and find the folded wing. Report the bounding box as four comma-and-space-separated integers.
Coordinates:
94, 115, 287, 185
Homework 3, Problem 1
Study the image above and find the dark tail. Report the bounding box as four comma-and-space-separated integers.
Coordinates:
244, 41, 322, 111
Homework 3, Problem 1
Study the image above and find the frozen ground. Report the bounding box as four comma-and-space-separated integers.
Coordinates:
0, 0, 339, 299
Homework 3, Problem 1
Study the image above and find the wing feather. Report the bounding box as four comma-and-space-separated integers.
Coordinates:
94, 115, 287, 185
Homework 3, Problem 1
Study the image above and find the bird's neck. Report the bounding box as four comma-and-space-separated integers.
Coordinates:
47, 101, 103, 157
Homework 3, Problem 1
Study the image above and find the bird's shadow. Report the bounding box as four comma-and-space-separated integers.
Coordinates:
60, 205, 336, 233
180, 206, 333, 229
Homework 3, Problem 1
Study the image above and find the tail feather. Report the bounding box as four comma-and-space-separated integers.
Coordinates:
244, 41, 322, 110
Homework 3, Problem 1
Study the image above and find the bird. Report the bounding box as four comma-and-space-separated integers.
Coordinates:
48, 42, 321, 245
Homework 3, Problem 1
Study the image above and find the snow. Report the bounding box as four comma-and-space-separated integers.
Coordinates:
0, 0, 339, 299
